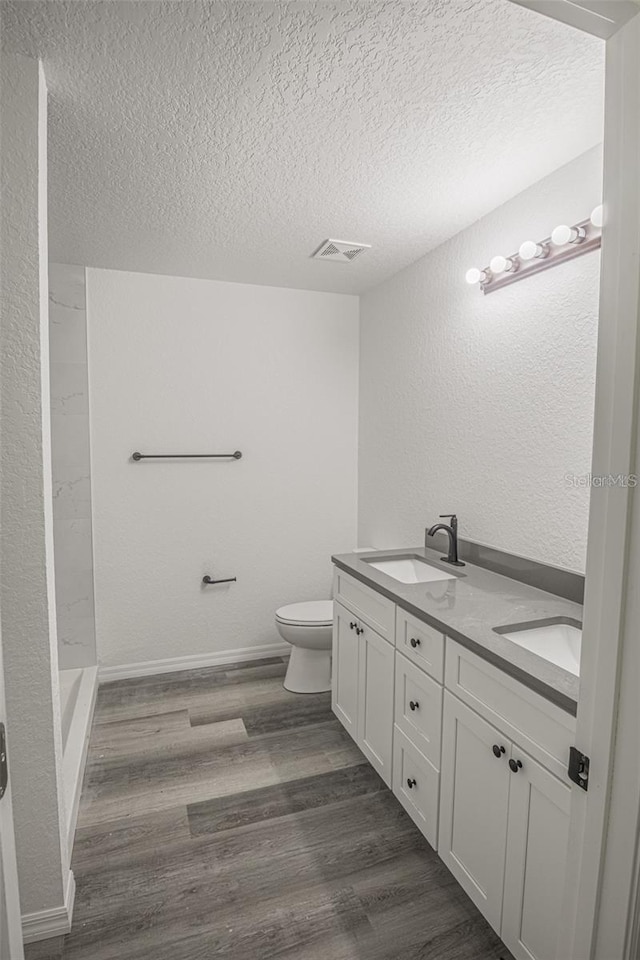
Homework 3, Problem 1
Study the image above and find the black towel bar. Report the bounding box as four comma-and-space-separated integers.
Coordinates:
132, 451, 242, 461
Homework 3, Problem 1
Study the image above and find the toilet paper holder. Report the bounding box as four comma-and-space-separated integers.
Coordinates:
202, 575, 237, 585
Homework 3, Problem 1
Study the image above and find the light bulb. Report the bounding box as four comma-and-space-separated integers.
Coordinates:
551, 224, 571, 245
519, 240, 548, 261
551, 224, 586, 246
490, 255, 515, 275
465, 267, 489, 285
591, 204, 604, 228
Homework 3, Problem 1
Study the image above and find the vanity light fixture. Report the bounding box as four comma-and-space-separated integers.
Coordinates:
467, 206, 602, 295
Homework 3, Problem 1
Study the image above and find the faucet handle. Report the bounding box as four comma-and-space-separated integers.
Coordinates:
439, 514, 457, 520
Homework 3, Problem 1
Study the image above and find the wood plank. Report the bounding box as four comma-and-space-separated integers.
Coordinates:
24, 938, 65, 960
72, 807, 191, 871
89, 710, 248, 761
402, 915, 510, 960
191, 690, 333, 735
187, 762, 384, 835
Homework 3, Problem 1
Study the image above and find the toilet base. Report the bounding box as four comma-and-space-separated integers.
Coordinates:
283, 646, 331, 694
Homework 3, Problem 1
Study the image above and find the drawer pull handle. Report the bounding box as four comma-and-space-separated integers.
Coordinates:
509, 758, 523, 773
492, 744, 506, 758
409, 700, 419, 711
357, 626, 364, 635
410, 637, 421, 648
349, 621, 357, 631
406, 778, 417, 789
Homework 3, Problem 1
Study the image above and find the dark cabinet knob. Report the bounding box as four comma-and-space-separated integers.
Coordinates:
409, 701, 419, 711
509, 758, 523, 773
492, 744, 505, 758
406, 778, 417, 789
410, 637, 421, 648
349, 622, 356, 630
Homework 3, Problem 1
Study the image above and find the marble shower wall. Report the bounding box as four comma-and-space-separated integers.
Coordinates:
50, 263, 97, 668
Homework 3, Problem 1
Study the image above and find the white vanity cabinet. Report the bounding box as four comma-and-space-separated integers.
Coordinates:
331, 571, 396, 786
331, 565, 578, 960
439, 639, 574, 960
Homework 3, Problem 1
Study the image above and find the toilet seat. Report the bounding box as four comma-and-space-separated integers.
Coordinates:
275, 600, 333, 627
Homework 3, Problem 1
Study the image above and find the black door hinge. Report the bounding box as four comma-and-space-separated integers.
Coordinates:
568, 746, 590, 791
0, 723, 8, 800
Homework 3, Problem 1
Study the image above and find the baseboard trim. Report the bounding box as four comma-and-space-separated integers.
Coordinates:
64, 666, 98, 857
22, 869, 75, 944
99, 642, 290, 683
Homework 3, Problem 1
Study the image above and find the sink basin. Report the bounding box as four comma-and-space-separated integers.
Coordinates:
494, 618, 582, 675
364, 555, 457, 584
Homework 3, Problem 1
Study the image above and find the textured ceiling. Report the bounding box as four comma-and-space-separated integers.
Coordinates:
2, 0, 604, 294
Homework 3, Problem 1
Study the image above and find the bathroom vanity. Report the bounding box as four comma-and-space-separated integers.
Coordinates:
331, 547, 582, 960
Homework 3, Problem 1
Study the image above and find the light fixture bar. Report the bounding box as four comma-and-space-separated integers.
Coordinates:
478, 217, 601, 295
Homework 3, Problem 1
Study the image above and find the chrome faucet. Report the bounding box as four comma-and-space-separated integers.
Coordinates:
426, 514, 466, 567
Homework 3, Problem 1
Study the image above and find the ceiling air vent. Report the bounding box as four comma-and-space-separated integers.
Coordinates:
312, 239, 371, 263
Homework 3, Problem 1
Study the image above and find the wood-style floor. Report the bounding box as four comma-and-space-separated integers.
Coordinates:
25, 657, 512, 960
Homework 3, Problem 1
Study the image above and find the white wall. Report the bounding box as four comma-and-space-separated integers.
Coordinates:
87, 269, 359, 669
0, 55, 70, 920
359, 147, 602, 573
50, 264, 97, 669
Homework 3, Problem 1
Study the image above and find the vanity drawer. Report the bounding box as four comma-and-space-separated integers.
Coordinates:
332, 568, 395, 643
395, 607, 445, 682
394, 652, 443, 768
392, 726, 439, 849
444, 638, 576, 782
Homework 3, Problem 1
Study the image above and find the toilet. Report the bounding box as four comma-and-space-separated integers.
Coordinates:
275, 600, 333, 693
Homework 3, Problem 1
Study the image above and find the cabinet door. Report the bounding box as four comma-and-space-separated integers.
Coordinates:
501, 749, 571, 960
357, 623, 394, 786
394, 652, 443, 768
331, 601, 360, 740
439, 692, 510, 934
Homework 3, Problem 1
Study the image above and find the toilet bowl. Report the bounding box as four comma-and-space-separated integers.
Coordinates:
275, 600, 333, 693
